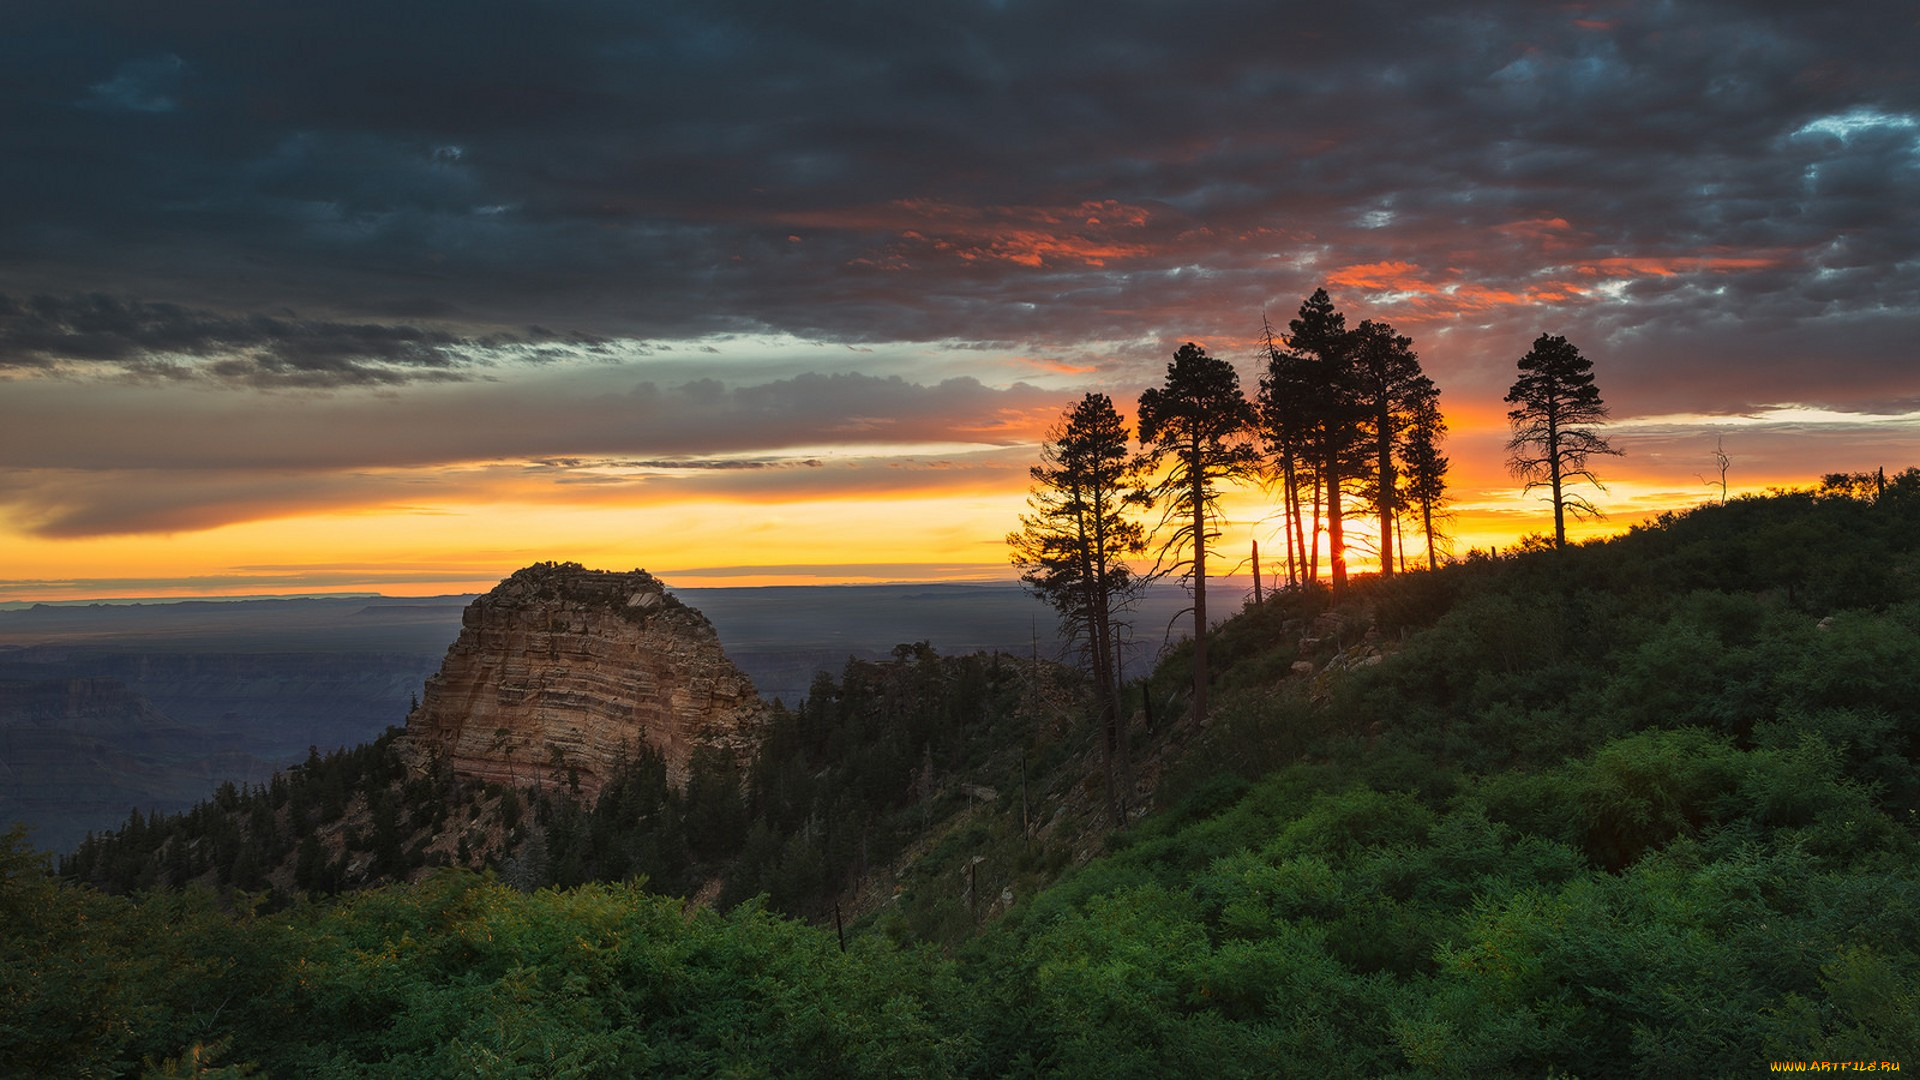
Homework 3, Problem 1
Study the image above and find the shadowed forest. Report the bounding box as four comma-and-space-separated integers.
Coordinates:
10, 471, 1920, 1076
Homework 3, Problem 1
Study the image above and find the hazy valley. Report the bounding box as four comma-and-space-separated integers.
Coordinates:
0, 580, 1197, 851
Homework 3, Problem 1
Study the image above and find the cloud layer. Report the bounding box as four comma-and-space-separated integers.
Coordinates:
0, 366, 1051, 536
3, 5, 1913, 380
2, 1, 1917, 586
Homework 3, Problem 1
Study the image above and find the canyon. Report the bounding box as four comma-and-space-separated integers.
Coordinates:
2, 576, 1195, 850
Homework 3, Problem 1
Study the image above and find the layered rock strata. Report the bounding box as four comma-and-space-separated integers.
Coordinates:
401, 563, 764, 799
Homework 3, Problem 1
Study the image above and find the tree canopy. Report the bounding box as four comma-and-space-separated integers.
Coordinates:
1009, 392, 1146, 824
1138, 342, 1256, 726
1348, 317, 1427, 576
1506, 333, 1621, 548
1264, 290, 1443, 588
1400, 373, 1449, 570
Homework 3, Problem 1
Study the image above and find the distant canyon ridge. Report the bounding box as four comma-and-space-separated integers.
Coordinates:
2, 571, 1198, 850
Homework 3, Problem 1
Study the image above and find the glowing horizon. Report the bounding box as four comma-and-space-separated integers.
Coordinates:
5, 380, 1900, 604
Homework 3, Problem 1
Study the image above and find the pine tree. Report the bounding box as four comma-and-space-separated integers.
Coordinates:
1282, 289, 1368, 593
294, 834, 328, 893
1505, 334, 1621, 548
1400, 375, 1450, 570
1348, 318, 1426, 577
1138, 343, 1256, 728
1009, 392, 1146, 825
1258, 316, 1313, 588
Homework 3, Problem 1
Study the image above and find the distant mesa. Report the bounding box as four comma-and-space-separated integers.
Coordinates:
399, 562, 765, 800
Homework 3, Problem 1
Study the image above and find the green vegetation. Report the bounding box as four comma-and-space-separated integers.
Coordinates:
13, 477, 1920, 1075
8, 835, 973, 1077
62, 735, 414, 899
62, 643, 1093, 934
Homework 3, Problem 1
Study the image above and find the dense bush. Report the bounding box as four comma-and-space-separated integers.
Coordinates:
6, 836, 976, 1078
965, 732, 1920, 1076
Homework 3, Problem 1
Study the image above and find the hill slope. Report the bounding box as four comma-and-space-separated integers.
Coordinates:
15, 477, 1920, 1076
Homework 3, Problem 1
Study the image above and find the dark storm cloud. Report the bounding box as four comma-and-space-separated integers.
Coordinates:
79, 52, 187, 113
0, 292, 597, 387
3, 1, 1917, 410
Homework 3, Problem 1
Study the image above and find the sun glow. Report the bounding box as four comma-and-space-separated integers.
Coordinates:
5, 337, 1909, 604
0, 479, 1034, 602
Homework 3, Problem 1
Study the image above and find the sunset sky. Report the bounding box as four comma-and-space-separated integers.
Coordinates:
4, 1, 1919, 601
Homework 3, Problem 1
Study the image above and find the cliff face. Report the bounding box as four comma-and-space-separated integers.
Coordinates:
401, 563, 765, 799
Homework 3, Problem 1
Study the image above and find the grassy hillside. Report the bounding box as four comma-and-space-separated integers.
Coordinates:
9, 477, 1920, 1076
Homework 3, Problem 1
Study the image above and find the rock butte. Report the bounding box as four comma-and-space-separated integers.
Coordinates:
400, 563, 765, 800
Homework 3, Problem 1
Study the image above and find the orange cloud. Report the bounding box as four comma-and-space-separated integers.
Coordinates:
1325, 261, 1588, 313
1014, 356, 1102, 375
1497, 217, 1574, 238
1326, 247, 1787, 319
1496, 217, 1582, 252
1325, 260, 1424, 290
1578, 255, 1783, 276
785, 198, 1156, 269
952, 405, 1064, 439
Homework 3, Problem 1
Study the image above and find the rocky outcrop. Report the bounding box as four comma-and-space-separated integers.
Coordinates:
400, 563, 765, 800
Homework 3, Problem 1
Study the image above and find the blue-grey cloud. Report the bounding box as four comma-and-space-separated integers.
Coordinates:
0, 0, 1916, 415
80, 53, 187, 113
0, 292, 625, 387
0, 292, 487, 386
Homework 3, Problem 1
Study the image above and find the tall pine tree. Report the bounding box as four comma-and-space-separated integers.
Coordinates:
1138, 343, 1255, 728
1258, 316, 1314, 588
1009, 393, 1146, 826
1505, 333, 1620, 548
1280, 289, 1366, 593
1349, 318, 1425, 577
1400, 375, 1449, 570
